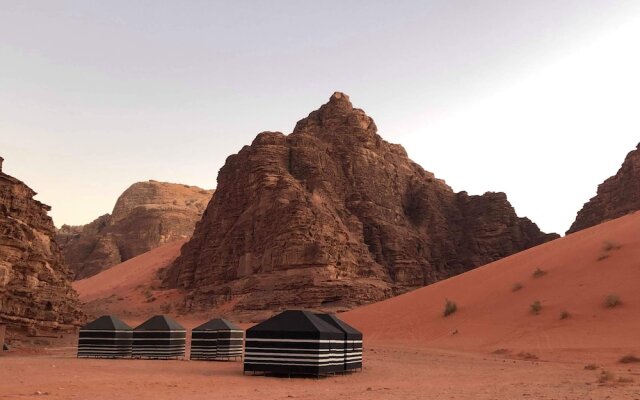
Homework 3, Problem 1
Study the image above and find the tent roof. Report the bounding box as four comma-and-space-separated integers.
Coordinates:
81, 315, 132, 331
315, 313, 362, 336
134, 315, 185, 331
193, 318, 241, 331
247, 310, 343, 334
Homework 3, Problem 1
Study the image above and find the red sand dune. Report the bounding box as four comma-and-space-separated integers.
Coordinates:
73, 240, 187, 320
343, 211, 640, 359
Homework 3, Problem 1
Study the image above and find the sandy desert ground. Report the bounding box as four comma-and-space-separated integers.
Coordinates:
3, 213, 640, 399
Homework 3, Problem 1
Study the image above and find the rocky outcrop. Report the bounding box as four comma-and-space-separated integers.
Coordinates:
59, 181, 213, 280
0, 157, 84, 333
165, 93, 558, 313
567, 143, 640, 234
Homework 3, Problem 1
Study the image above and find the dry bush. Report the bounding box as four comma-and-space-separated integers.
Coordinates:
560, 310, 571, 320
618, 377, 634, 383
517, 352, 538, 360
602, 241, 621, 252
596, 253, 610, 261
598, 370, 615, 384
532, 268, 547, 278
604, 294, 621, 308
512, 282, 524, 292
530, 300, 542, 315
443, 299, 458, 317
619, 354, 640, 364
584, 363, 598, 370
492, 348, 510, 355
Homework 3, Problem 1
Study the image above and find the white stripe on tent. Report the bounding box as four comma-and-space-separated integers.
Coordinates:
245, 338, 349, 344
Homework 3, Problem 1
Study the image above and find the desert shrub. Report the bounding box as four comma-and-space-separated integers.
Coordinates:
598, 370, 615, 383
596, 253, 610, 261
512, 282, 524, 292
443, 299, 458, 317
618, 377, 634, 383
619, 354, 640, 364
492, 348, 510, 355
602, 241, 621, 252
560, 310, 571, 320
584, 363, 598, 370
530, 300, 542, 315
532, 268, 547, 278
517, 352, 538, 360
604, 294, 621, 308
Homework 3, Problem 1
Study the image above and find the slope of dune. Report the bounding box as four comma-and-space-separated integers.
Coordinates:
72, 240, 187, 319
343, 211, 640, 358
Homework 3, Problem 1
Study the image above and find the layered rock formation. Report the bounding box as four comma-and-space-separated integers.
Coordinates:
165, 93, 558, 313
0, 156, 84, 332
567, 143, 640, 234
59, 181, 213, 280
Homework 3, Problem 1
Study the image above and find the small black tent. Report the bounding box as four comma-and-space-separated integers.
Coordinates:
244, 310, 344, 376
315, 313, 363, 372
190, 318, 244, 361
77, 315, 133, 358
132, 315, 185, 359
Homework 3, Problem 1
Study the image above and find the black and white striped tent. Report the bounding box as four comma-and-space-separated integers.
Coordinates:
132, 315, 186, 359
77, 315, 133, 358
315, 313, 363, 372
244, 310, 344, 376
190, 318, 244, 361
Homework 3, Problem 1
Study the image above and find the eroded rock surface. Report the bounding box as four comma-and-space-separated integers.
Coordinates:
165, 93, 557, 313
59, 181, 213, 279
567, 143, 640, 234
0, 157, 84, 333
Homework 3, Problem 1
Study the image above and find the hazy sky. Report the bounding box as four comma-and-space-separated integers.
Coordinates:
1, 1, 639, 234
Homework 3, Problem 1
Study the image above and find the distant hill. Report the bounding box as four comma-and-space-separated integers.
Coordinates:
57, 180, 213, 279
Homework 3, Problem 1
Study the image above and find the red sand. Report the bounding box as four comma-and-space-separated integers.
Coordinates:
343, 211, 640, 361
4, 213, 640, 399
73, 240, 187, 320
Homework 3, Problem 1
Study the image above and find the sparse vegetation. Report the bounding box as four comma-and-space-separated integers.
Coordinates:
532, 268, 547, 278
560, 310, 571, 320
512, 282, 524, 292
619, 354, 640, 364
598, 370, 615, 384
517, 352, 538, 360
618, 376, 634, 383
443, 299, 458, 317
492, 348, 510, 355
602, 241, 621, 252
598, 241, 622, 261
530, 300, 542, 315
584, 363, 598, 370
604, 294, 621, 308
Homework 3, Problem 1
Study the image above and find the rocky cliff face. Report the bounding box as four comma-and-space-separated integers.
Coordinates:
0, 157, 84, 332
59, 181, 213, 280
567, 143, 640, 234
165, 93, 558, 313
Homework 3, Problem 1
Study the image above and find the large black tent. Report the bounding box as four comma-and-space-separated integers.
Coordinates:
244, 310, 344, 376
77, 315, 133, 358
132, 315, 185, 359
190, 318, 244, 361
315, 313, 363, 372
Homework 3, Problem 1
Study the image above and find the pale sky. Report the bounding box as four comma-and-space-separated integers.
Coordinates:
1, 1, 639, 234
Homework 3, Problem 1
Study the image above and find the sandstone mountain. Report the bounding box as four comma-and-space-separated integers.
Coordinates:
59, 181, 213, 280
0, 157, 84, 333
567, 143, 640, 234
164, 93, 558, 313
